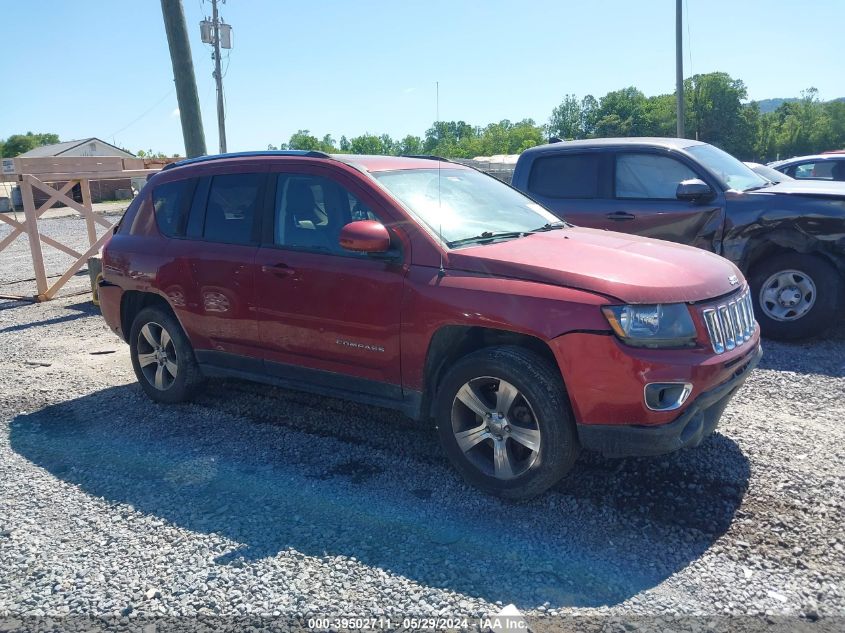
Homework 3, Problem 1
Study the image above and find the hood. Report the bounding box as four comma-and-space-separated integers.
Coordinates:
759, 179, 845, 198
446, 227, 742, 304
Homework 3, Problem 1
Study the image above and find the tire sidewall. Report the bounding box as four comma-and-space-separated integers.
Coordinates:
435, 347, 577, 499
129, 306, 197, 404
750, 254, 840, 340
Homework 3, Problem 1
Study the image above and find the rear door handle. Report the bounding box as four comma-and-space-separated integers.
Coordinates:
605, 212, 636, 221
261, 262, 296, 276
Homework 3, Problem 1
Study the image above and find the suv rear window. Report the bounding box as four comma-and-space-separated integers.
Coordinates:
527, 154, 600, 198
152, 179, 194, 237
202, 173, 264, 244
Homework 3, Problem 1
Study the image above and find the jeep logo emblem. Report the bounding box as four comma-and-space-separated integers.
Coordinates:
728, 275, 739, 286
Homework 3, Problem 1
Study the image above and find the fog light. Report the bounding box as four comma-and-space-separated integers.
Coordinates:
644, 382, 693, 412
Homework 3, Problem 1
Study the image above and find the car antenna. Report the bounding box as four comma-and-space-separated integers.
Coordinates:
436, 80, 446, 278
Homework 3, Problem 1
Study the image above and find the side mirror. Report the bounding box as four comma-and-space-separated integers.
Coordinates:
339, 220, 391, 253
676, 178, 714, 202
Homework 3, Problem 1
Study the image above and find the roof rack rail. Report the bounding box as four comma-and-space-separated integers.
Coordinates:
399, 154, 453, 163
162, 150, 330, 171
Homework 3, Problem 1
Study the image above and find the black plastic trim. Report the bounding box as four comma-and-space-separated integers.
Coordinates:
163, 150, 331, 171
195, 350, 423, 420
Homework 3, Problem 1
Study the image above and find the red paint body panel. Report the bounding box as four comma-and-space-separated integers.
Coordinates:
160, 241, 262, 358
399, 266, 610, 392
99, 153, 760, 433
551, 329, 761, 425
448, 227, 743, 304
254, 247, 406, 387
338, 220, 391, 252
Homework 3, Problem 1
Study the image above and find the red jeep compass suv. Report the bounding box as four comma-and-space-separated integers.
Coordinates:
99, 151, 762, 499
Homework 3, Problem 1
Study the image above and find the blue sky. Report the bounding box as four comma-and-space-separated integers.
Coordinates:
2, 0, 842, 156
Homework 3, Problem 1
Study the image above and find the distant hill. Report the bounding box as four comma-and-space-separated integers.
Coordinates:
757, 97, 845, 114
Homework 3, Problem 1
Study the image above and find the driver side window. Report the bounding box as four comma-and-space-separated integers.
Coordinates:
273, 173, 379, 255
615, 153, 698, 200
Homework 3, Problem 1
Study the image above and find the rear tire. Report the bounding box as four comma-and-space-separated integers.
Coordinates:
129, 306, 205, 403
749, 253, 841, 340
434, 346, 579, 500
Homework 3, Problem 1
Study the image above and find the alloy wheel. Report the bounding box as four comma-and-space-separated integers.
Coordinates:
136, 322, 179, 391
450, 376, 541, 480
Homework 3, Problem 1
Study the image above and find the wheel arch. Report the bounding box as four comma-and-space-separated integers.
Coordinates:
420, 325, 564, 420
743, 234, 845, 281
120, 290, 179, 343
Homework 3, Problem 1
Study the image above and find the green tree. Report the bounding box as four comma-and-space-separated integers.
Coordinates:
0, 132, 60, 158
320, 134, 338, 153
580, 95, 599, 136
685, 72, 756, 157
379, 134, 396, 155
641, 93, 677, 137
136, 149, 168, 158
397, 135, 423, 155
283, 129, 321, 151
348, 134, 387, 154
592, 87, 650, 137
548, 94, 583, 139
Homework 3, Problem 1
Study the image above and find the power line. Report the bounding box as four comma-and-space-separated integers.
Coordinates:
106, 88, 175, 140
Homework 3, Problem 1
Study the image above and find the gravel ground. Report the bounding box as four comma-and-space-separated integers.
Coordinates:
0, 215, 843, 631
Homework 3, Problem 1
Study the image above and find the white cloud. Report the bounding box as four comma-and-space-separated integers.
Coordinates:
170, 108, 180, 117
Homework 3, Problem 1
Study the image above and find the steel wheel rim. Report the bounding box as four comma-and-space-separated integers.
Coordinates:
759, 269, 817, 322
136, 321, 179, 391
450, 376, 541, 480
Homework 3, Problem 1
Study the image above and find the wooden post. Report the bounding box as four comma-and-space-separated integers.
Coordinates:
19, 176, 49, 299
79, 178, 97, 246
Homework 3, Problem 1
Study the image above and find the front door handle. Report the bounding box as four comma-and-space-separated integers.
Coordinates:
605, 212, 636, 221
261, 262, 296, 276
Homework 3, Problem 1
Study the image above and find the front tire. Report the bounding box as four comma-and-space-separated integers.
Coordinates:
434, 346, 579, 500
749, 253, 841, 340
129, 306, 205, 403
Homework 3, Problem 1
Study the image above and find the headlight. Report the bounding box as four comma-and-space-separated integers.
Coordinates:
602, 303, 697, 348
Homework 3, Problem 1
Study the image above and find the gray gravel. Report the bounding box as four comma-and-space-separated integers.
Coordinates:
0, 215, 843, 630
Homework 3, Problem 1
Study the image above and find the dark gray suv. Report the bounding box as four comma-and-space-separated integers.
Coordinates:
511, 137, 845, 340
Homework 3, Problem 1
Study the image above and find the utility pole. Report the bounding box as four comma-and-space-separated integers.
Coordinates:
675, 0, 685, 138
160, 0, 206, 157
211, 0, 227, 153
201, 0, 231, 153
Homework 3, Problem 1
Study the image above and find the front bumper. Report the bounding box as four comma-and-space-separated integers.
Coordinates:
576, 343, 762, 458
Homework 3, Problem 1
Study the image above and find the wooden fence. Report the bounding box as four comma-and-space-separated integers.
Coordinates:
0, 156, 160, 301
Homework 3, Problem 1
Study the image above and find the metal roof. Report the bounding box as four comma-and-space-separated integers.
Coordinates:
18, 137, 135, 158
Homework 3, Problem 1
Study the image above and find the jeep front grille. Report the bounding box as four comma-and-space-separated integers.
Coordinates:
702, 289, 755, 354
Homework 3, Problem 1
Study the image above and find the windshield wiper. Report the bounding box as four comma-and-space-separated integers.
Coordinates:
447, 231, 528, 248
530, 221, 568, 232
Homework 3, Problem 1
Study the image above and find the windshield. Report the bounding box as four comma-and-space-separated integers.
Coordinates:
372, 168, 560, 245
687, 144, 769, 192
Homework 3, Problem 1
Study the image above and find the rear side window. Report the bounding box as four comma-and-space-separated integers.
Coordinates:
527, 154, 600, 198
203, 173, 264, 244
152, 179, 194, 237
793, 161, 835, 180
